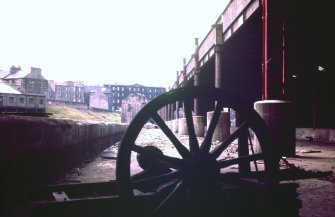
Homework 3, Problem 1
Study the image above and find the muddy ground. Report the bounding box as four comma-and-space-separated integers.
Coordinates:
58, 129, 335, 217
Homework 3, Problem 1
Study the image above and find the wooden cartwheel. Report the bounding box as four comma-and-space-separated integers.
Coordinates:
116, 87, 301, 217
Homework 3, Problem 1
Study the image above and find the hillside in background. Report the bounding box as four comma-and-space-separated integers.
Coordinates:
46, 106, 121, 123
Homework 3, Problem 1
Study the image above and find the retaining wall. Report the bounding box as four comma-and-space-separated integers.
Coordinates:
296, 128, 335, 143
0, 115, 127, 201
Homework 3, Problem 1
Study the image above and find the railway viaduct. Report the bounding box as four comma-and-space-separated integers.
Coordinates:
164, 0, 335, 153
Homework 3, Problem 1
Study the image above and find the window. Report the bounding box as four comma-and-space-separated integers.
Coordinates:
20, 97, 24, 103
0, 96, 3, 105
29, 98, 34, 105
39, 99, 44, 105
9, 97, 14, 103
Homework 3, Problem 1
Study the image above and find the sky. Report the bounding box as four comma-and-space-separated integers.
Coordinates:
0, 0, 230, 88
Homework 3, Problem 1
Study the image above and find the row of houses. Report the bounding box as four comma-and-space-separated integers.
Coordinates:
0, 66, 166, 114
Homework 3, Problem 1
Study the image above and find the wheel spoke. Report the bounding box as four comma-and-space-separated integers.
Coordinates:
132, 170, 181, 187
247, 129, 259, 171
151, 112, 190, 159
210, 121, 248, 158
183, 99, 199, 153
218, 153, 264, 168
132, 144, 184, 169
150, 180, 185, 217
200, 100, 224, 153
132, 171, 181, 196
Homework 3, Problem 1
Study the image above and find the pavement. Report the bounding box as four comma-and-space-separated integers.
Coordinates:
57, 129, 335, 217
285, 140, 335, 217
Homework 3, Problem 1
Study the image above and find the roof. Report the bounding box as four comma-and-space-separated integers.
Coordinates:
85, 86, 102, 92
0, 80, 21, 94
4, 68, 46, 80
4, 69, 30, 79
0, 70, 10, 79
55, 81, 84, 87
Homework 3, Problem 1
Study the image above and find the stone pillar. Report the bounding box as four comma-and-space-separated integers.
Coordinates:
171, 103, 174, 121
214, 44, 223, 89
178, 118, 188, 135
254, 100, 295, 156
193, 38, 200, 116
194, 69, 200, 115
173, 100, 179, 133
172, 71, 180, 133
193, 116, 205, 137
166, 104, 170, 121
207, 110, 230, 143
206, 38, 230, 142
193, 38, 205, 137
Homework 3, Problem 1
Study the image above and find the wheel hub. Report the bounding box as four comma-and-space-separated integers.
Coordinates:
182, 153, 220, 187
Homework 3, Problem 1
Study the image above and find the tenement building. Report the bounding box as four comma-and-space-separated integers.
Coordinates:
1, 66, 48, 95
103, 84, 166, 111
47, 80, 86, 109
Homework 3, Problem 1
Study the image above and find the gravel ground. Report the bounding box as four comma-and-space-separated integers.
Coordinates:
58, 128, 335, 217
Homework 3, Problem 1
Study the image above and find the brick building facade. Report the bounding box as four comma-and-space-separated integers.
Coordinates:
103, 84, 165, 111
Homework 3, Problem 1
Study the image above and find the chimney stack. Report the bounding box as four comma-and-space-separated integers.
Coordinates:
10, 65, 21, 74
31, 67, 42, 78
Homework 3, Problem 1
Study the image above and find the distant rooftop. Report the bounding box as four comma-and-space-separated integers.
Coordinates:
0, 70, 10, 79
1, 66, 46, 80
0, 79, 21, 94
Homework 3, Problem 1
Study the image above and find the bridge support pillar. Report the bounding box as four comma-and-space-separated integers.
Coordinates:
172, 119, 178, 133
254, 100, 295, 156
207, 110, 230, 143
178, 118, 188, 135
193, 116, 205, 137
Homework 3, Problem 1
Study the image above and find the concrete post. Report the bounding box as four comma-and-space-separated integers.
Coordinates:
194, 37, 200, 116
206, 42, 230, 142
207, 110, 230, 143
214, 44, 224, 89
193, 116, 205, 137
254, 100, 295, 156
172, 71, 180, 133
178, 118, 188, 135
192, 38, 205, 137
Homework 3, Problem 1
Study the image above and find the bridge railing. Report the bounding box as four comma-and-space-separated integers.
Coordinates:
218, 0, 260, 42
198, 27, 217, 64
180, 0, 261, 84
178, 72, 185, 86
185, 56, 196, 79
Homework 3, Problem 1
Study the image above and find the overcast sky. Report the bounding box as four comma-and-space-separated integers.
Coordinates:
0, 0, 229, 88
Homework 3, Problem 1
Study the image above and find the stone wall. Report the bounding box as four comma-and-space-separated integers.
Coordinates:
0, 115, 127, 201
121, 93, 148, 123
